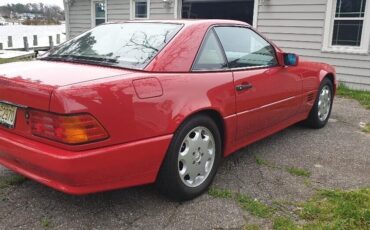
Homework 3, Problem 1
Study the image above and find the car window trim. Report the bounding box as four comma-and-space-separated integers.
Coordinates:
191, 24, 280, 73
212, 27, 230, 69
191, 28, 230, 72
213, 25, 280, 72
192, 65, 275, 73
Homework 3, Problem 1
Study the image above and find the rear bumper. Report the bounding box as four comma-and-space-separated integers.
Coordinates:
0, 129, 172, 195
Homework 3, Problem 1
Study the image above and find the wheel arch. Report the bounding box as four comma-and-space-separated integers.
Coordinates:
323, 73, 336, 94
155, 107, 227, 200
319, 66, 337, 94
178, 109, 226, 155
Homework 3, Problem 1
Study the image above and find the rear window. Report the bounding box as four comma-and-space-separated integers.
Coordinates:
44, 23, 183, 69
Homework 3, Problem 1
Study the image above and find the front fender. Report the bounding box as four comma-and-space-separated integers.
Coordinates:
318, 63, 337, 94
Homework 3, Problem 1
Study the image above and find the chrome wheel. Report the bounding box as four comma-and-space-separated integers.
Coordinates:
318, 85, 332, 122
178, 126, 215, 188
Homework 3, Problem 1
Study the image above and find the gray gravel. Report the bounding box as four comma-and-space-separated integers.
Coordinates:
0, 97, 369, 230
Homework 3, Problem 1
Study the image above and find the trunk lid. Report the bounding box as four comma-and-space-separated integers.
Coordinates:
0, 60, 134, 110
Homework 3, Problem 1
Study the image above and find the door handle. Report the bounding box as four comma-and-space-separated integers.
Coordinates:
236, 83, 253, 92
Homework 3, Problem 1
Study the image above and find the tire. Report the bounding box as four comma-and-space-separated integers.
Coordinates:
303, 78, 334, 129
156, 114, 222, 201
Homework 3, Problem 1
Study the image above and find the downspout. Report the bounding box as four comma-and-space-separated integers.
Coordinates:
63, 0, 70, 39
175, 0, 181, 19
253, 0, 259, 28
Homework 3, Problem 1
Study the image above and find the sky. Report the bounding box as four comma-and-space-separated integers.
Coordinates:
0, 0, 64, 8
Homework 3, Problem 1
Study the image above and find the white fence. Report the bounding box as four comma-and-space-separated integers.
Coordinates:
0, 24, 66, 50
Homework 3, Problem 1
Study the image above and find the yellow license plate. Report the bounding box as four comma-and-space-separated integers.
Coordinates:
0, 102, 17, 128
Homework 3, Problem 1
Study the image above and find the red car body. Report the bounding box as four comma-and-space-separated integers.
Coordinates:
0, 20, 336, 195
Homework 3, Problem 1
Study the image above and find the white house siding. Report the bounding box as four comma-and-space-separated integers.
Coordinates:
68, 0, 91, 38
68, 0, 175, 38
68, 0, 130, 38
107, 0, 130, 21
257, 0, 370, 90
150, 0, 175, 19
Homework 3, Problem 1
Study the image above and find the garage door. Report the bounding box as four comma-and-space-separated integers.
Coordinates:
182, 0, 255, 25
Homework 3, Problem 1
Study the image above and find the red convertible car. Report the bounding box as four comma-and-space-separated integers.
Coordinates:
0, 20, 336, 200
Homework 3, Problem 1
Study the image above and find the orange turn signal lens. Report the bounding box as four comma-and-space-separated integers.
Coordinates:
29, 111, 109, 144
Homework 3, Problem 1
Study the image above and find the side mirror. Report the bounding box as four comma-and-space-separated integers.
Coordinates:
284, 53, 299, 66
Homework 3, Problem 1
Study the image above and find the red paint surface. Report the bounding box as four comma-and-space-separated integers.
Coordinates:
0, 20, 336, 194
132, 77, 163, 99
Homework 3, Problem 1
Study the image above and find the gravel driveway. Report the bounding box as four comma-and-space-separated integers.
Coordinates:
0, 97, 369, 230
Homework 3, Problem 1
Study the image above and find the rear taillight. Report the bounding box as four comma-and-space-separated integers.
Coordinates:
29, 110, 109, 144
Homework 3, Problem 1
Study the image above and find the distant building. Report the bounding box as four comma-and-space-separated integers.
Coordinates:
0, 16, 7, 25
15, 13, 43, 20
0, 7, 11, 18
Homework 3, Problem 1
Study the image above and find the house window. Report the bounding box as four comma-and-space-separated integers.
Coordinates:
323, 0, 370, 54
92, 1, 106, 27
132, 0, 150, 19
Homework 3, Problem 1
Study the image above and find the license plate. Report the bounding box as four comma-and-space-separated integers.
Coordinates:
0, 102, 17, 128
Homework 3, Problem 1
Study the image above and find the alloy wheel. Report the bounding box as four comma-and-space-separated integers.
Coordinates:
318, 85, 332, 122
178, 126, 216, 188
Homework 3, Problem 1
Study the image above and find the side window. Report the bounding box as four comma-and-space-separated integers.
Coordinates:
193, 30, 227, 71
214, 27, 278, 69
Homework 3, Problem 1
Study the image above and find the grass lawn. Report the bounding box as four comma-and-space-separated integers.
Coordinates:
208, 188, 273, 218
337, 84, 370, 109
297, 189, 370, 230
210, 187, 370, 230
0, 58, 19, 64
362, 123, 370, 134
0, 55, 34, 64
0, 174, 27, 189
286, 167, 311, 178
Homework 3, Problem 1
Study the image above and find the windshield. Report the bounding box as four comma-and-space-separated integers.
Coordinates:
42, 23, 183, 69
